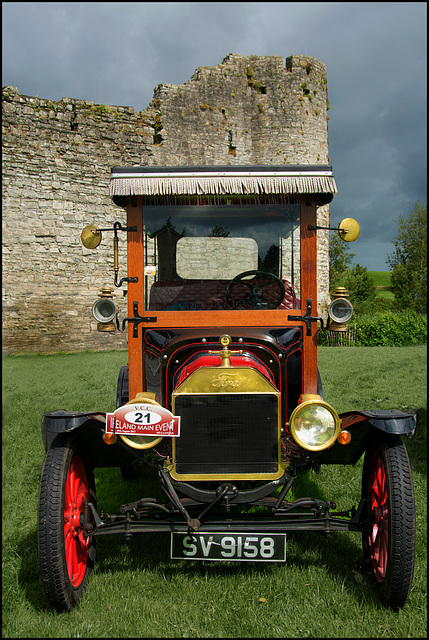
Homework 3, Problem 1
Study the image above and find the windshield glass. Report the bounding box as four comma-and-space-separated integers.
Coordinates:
142, 195, 300, 311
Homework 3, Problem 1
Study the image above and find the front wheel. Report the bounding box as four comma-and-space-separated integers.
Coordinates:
37, 433, 96, 611
361, 433, 415, 608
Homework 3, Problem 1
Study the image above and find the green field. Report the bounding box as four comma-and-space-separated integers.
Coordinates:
369, 270, 394, 299
2, 347, 427, 638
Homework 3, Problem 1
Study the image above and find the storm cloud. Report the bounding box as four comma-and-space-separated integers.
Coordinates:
2, 2, 426, 269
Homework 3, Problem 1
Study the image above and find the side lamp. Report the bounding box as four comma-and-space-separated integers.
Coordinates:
328, 287, 354, 332
92, 286, 117, 332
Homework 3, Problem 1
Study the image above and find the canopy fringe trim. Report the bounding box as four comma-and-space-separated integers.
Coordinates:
109, 175, 337, 197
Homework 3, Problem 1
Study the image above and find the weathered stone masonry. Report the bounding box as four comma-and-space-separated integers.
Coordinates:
2, 54, 332, 354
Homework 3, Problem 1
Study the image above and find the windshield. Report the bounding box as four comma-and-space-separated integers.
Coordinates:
142, 195, 301, 311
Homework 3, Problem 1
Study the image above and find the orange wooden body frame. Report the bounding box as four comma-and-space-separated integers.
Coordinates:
126, 195, 318, 400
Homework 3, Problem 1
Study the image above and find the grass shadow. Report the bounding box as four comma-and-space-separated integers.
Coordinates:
15, 529, 53, 612
90, 466, 374, 606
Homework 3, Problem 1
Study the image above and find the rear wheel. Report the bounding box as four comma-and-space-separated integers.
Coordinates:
361, 434, 415, 608
37, 433, 96, 611
116, 365, 129, 408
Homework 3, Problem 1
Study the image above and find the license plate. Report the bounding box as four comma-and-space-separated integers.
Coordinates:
171, 532, 286, 562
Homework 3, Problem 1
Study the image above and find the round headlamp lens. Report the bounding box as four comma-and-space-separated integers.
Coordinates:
290, 401, 340, 451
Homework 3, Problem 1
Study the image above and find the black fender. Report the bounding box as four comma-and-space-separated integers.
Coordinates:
316, 409, 416, 465
340, 409, 416, 435
41, 410, 141, 468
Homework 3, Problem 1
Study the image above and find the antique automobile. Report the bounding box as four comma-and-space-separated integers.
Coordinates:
37, 165, 416, 611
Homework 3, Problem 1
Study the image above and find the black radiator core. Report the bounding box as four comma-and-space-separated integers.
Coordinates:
173, 393, 279, 475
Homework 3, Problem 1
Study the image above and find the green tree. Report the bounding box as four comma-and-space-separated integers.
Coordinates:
387, 201, 427, 312
344, 264, 377, 306
329, 233, 376, 310
329, 232, 355, 289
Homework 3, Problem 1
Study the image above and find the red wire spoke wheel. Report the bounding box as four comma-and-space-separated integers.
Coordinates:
367, 451, 388, 581
361, 434, 416, 608
38, 434, 96, 611
64, 456, 90, 587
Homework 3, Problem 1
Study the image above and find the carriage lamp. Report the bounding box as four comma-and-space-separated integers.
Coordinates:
289, 399, 341, 451
328, 287, 354, 332
92, 286, 117, 332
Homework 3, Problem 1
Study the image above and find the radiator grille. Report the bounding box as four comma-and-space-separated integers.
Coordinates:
173, 393, 279, 477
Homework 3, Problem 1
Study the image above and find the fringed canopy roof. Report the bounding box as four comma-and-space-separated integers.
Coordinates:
110, 165, 337, 205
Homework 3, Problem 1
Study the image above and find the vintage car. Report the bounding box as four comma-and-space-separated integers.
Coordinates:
37, 165, 416, 611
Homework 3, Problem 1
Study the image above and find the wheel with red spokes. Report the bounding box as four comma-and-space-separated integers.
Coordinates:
37, 433, 96, 611
361, 434, 415, 608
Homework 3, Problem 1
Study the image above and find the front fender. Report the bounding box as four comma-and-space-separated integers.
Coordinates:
340, 409, 416, 435
41, 410, 141, 468
315, 409, 416, 466
42, 410, 106, 450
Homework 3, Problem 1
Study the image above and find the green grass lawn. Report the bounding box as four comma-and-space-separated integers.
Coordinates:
2, 347, 427, 638
369, 270, 394, 299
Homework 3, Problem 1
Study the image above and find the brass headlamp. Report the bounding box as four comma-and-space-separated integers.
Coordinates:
289, 398, 341, 451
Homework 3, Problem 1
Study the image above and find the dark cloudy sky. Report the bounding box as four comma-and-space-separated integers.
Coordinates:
2, 2, 426, 270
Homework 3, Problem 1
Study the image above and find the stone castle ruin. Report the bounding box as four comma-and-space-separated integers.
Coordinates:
2, 54, 332, 354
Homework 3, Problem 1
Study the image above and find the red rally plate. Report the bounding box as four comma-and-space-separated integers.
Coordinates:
106, 403, 180, 437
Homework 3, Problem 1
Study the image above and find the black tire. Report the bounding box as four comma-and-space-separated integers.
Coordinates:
361, 433, 415, 608
37, 433, 96, 611
116, 365, 129, 408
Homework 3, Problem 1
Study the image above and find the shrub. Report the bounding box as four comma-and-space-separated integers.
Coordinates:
319, 311, 427, 346
354, 311, 427, 346
352, 297, 396, 314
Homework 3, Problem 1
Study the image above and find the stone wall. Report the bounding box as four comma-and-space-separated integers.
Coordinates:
2, 54, 332, 354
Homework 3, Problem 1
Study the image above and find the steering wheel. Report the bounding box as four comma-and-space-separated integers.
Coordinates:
226, 270, 285, 310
